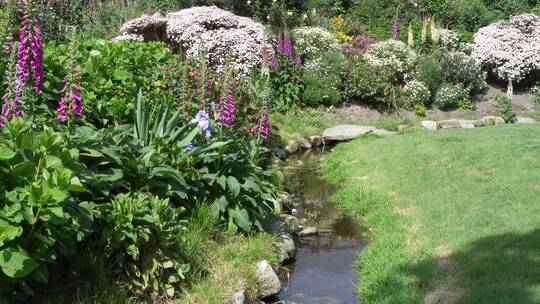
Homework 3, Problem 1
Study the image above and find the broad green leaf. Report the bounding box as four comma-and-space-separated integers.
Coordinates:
113, 69, 133, 80
230, 208, 252, 233
0, 146, 16, 161
227, 176, 240, 197
0, 248, 38, 279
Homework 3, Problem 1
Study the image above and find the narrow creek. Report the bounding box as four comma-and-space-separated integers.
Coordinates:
274, 148, 368, 304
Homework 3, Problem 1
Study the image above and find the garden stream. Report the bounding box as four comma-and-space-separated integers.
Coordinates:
272, 148, 368, 304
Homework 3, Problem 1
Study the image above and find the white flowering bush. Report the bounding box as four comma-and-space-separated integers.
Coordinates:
364, 40, 417, 83
114, 6, 273, 77
402, 80, 430, 110
436, 29, 461, 50
472, 13, 540, 83
434, 83, 468, 109
292, 27, 341, 60
303, 51, 346, 105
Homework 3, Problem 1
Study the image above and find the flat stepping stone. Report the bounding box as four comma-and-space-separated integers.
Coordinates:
516, 117, 536, 124
475, 116, 505, 127
438, 119, 476, 129
421, 121, 439, 130
322, 125, 375, 142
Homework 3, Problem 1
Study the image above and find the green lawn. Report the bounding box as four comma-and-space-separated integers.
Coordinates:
323, 124, 540, 304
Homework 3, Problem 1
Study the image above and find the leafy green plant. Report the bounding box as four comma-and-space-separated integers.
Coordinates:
43, 38, 174, 125
97, 192, 188, 296
492, 94, 517, 123
0, 119, 92, 300
302, 51, 346, 106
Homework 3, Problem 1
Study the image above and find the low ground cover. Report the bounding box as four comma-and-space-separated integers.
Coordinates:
324, 124, 540, 303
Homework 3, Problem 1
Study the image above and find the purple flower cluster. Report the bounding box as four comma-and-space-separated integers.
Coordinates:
277, 38, 293, 58
56, 76, 83, 121
355, 35, 378, 53
294, 55, 302, 67
392, 15, 399, 40
219, 89, 236, 127
17, 0, 44, 96
250, 111, 270, 142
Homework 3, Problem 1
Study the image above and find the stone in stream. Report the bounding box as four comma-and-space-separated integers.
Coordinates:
309, 135, 323, 146
275, 233, 297, 265
517, 117, 536, 124
255, 260, 281, 299
298, 226, 318, 237
232, 290, 252, 304
284, 142, 299, 154
322, 125, 375, 142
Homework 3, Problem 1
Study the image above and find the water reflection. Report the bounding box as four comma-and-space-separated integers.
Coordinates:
274, 149, 367, 304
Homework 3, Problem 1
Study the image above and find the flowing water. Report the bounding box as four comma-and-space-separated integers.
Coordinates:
274, 148, 368, 304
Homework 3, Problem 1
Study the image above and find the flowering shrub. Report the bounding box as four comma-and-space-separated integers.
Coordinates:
401, 80, 430, 110
471, 13, 540, 83
303, 51, 346, 106
364, 40, 417, 84
115, 6, 274, 77
292, 27, 341, 60
330, 16, 354, 44
434, 83, 469, 109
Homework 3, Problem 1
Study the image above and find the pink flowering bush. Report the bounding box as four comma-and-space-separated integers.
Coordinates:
115, 6, 274, 77
472, 13, 540, 83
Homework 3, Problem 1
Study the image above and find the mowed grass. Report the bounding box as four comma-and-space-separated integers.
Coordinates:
323, 124, 540, 304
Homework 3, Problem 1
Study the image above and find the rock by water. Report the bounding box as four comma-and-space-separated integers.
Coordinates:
322, 125, 375, 142
255, 260, 281, 299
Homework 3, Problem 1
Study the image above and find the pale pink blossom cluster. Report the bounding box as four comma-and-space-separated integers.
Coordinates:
471, 13, 540, 82
114, 6, 273, 77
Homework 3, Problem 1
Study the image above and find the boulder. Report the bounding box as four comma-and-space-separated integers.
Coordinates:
232, 290, 252, 304
517, 117, 536, 124
309, 135, 323, 146
281, 214, 300, 234
298, 227, 318, 237
421, 121, 439, 130
475, 116, 505, 127
114, 6, 273, 77
284, 141, 299, 154
255, 261, 281, 299
322, 125, 375, 142
472, 13, 540, 83
438, 119, 476, 129
275, 233, 296, 265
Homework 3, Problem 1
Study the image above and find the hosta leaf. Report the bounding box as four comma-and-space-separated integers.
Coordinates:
230, 207, 252, 233
0, 248, 38, 279
0, 147, 16, 161
227, 176, 240, 197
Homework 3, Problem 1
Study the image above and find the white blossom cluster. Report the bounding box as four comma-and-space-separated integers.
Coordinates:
471, 13, 540, 82
364, 40, 417, 82
402, 80, 430, 109
114, 6, 273, 77
434, 83, 465, 109
166, 6, 272, 76
117, 12, 168, 38
292, 27, 341, 60
436, 29, 461, 50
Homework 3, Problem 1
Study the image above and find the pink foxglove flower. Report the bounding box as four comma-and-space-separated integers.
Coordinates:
219, 88, 236, 127
1, 44, 22, 127
278, 38, 293, 58
56, 76, 83, 121
16, 0, 44, 97
392, 15, 399, 40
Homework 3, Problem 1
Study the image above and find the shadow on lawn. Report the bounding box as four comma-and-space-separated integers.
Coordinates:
370, 229, 540, 304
